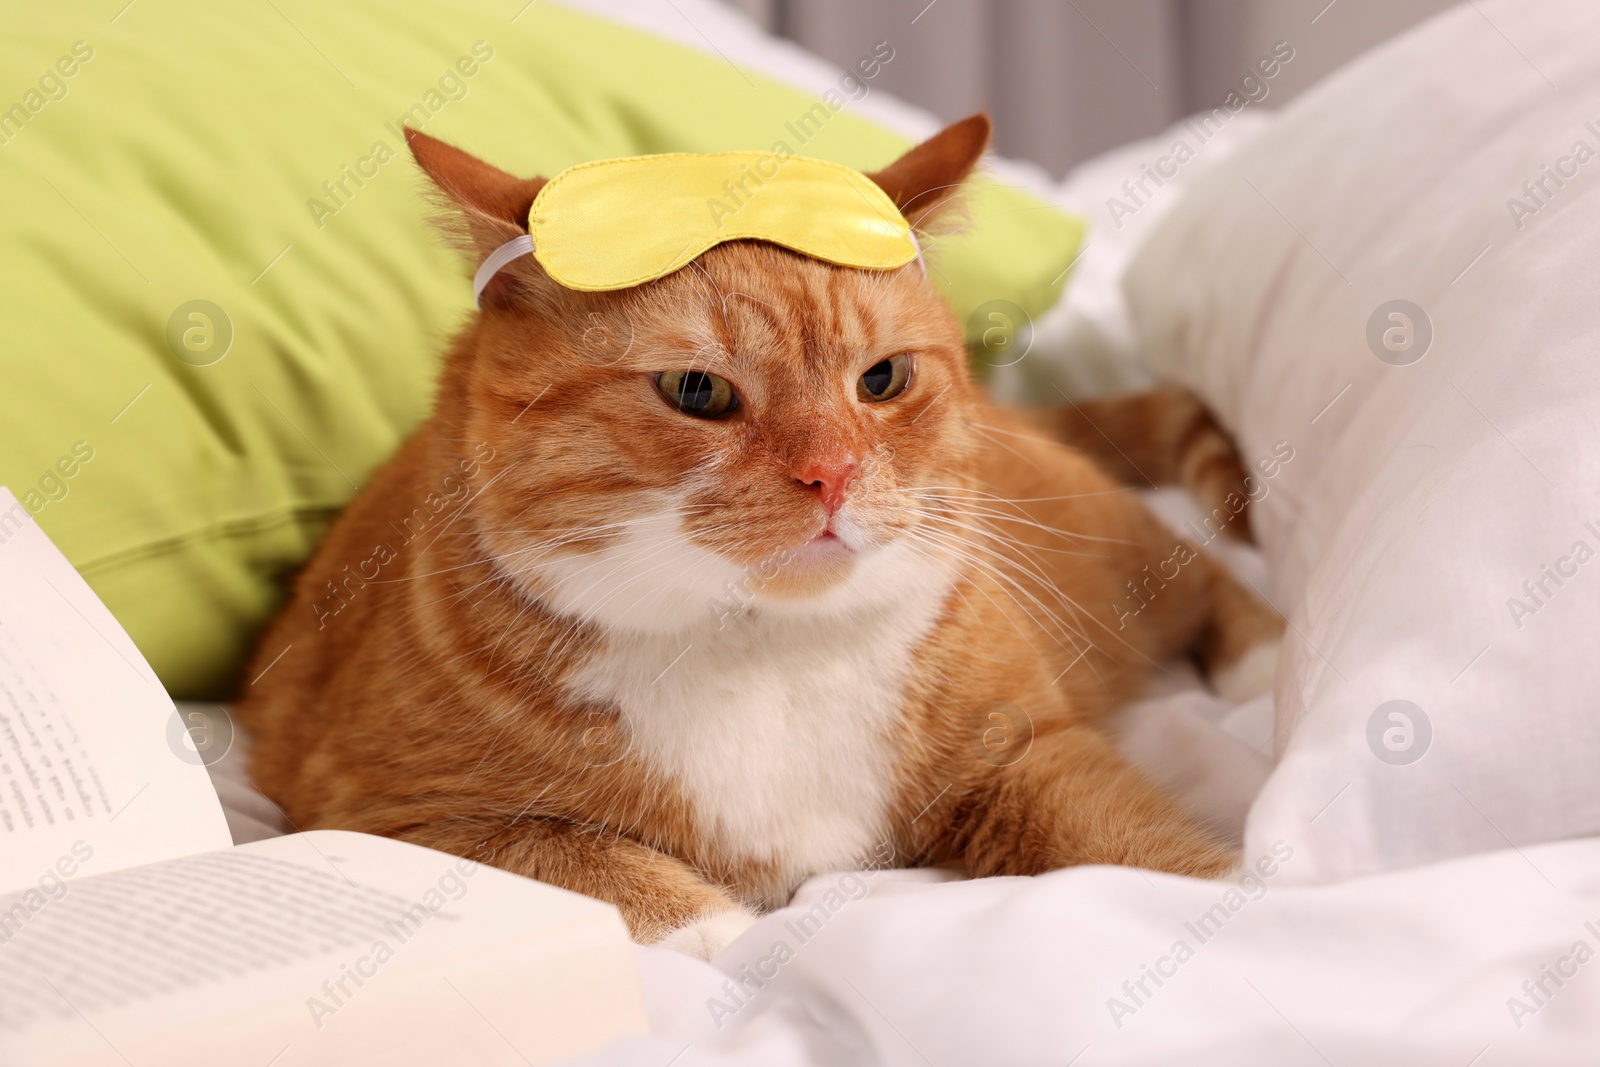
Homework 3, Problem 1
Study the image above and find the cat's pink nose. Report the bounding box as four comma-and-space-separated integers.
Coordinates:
794, 458, 860, 517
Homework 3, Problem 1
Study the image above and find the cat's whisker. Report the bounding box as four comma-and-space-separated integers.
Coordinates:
897, 533, 1056, 645
899, 488, 1139, 547
905, 483, 1135, 506
493, 517, 761, 693
905, 517, 1156, 672
895, 538, 1077, 674
461, 522, 712, 688
897, 526, 1092, 656
881, 503, 1113, 559
374, 513, 692, 591
902, 515, 1126, 646
911, 551, 1092, 668
965, 421, 1050, 474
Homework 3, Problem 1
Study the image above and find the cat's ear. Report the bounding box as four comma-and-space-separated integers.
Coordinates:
405, 129, 548, 303
866, 113, 991, 233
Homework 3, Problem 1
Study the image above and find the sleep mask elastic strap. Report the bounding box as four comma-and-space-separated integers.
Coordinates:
473, 233, 535, 307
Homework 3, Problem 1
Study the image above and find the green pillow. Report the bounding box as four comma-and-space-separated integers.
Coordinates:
0, 2, 1085, 698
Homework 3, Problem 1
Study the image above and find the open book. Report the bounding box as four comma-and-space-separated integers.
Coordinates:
0, 489, 648, 1066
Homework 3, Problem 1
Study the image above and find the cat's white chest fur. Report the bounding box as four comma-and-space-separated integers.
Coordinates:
567, 551, 955, 907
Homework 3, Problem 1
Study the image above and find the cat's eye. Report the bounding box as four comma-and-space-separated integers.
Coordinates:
857, 353, 912, 402
656, 369, 738, 419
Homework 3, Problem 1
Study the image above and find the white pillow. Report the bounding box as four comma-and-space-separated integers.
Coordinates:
1124, 0, 1600, 884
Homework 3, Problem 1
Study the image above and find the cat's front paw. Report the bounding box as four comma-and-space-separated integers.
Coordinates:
654, 907, 759, 961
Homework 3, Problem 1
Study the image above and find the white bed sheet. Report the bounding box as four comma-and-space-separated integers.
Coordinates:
590, 837, 1600, 1066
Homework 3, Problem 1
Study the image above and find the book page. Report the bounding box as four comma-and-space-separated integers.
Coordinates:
0, 489, 230, 894
0, 830, 648, 1066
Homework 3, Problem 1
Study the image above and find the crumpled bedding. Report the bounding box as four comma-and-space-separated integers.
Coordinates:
201, 691, 1600, 1065
584, 834, 1600, 1066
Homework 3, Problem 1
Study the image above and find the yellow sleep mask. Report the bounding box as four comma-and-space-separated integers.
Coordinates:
472, 151, 922, 304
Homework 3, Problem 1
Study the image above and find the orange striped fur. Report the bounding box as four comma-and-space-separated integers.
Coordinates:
238, 116, 1283, 957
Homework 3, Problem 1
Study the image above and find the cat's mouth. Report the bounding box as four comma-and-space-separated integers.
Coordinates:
762, 518, 860, 587
794, 525, 853, 558
800, 527, 851, 556
804, 512, 860, 553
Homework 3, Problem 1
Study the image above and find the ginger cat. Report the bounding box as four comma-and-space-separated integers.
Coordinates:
238, 115, 1282, 959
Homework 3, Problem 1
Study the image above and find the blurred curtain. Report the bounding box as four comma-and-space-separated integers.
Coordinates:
722, 0, 1456, 176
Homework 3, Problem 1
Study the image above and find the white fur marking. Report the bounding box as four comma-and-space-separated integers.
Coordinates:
563, 510, 957, 907
527, 497, 745, 634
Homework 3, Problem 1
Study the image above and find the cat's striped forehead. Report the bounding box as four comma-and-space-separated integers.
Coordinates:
620, 241, 958, 391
